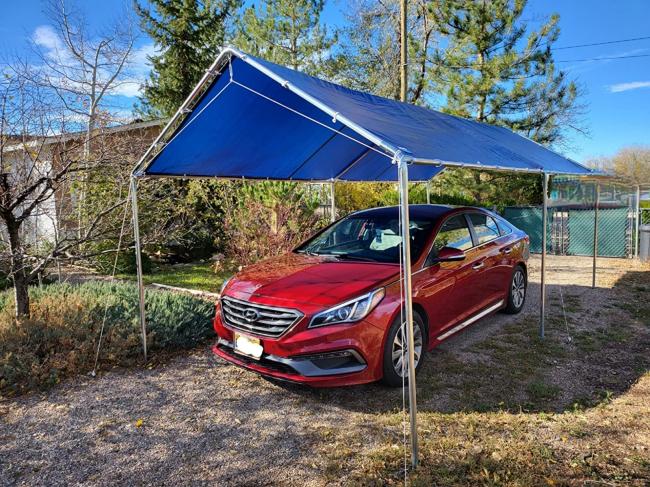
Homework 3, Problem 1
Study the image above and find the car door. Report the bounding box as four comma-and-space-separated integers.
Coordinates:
466, 212, 506, 307
413, 213, 478, 339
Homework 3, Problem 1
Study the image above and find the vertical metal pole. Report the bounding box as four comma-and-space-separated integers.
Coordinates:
398, 155, 418, 469
330, 181, 336, 223
130, 176, 148, 362
540, 173, 548, 339
635, 185, 641, 258
592, 183, 600, 288
426, 181, 431, 204
400, 0, 408, 103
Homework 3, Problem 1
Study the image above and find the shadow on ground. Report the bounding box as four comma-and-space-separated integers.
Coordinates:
272, 269, 650, 415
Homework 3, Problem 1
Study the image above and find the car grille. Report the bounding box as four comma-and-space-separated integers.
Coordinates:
220, 296, 303, 338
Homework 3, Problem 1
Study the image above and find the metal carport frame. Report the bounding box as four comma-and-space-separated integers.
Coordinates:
130, 46, 596, 469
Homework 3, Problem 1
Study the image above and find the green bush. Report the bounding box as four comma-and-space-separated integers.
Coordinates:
0, 281, 215, 397
221, 181, 325, 265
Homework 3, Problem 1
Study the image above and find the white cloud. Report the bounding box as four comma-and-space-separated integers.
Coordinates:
109, 79, 143, 98
32, 25, 61, 53
131, 43, 156, 73
608, 81, 650, 93
107, 43, 156, 98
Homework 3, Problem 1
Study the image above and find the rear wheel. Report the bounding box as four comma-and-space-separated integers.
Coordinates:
504, 265, 527, 314
381, 312, 426, 387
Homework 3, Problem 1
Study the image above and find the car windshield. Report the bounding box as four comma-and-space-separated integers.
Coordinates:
296, 214, 435, 264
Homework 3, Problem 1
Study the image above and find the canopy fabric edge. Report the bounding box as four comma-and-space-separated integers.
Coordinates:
411, 158, 597, 176
131, 173, 441, 183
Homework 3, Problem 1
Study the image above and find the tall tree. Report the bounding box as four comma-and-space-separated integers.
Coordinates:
429, 0, 583, 146
0, 63, 144, 318
136, 0, 240, 117
234, 0, 337, 76
32, 0, 137, 236
338, 0, 436, 103
427, 0, 585, 205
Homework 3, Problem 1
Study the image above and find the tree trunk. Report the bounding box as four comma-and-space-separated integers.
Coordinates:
6, 221, 30, 318
13, 269, 30, 318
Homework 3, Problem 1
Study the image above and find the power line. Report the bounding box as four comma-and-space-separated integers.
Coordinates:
553, 35, 650, 50
557, 53, 650, 63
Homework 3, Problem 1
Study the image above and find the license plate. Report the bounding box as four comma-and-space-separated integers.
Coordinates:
233, 332, 263, 360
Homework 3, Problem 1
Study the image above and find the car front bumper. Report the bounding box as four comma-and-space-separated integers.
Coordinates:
212, 306, 387, 387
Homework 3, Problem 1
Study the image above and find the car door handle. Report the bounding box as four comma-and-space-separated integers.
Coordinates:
472, 262, 484, 270
500, 247, 512, 254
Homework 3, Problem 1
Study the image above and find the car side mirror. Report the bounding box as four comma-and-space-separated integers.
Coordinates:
434, 246, 466, 263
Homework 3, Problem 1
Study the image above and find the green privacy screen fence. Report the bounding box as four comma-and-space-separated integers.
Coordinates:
567, 208, 629, 257
502, 207, 632, 257
502, 207, 550, 253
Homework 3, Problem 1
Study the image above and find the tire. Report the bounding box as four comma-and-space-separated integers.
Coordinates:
381, 312, 426, 387
504, 265, 527, 314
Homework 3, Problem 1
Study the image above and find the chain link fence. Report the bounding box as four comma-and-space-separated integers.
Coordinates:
503, 178, 649, 258
642, 207, 650, 225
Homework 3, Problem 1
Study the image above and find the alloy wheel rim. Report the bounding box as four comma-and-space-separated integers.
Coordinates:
512, 270, 526, 308
392, 321, 423, 378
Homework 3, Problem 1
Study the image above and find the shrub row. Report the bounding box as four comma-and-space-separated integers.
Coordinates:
0, 280, 215, 397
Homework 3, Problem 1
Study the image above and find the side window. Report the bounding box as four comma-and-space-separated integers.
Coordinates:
429, 215, 473, 260
495, 217, 512, 236
469, 213, 501, 244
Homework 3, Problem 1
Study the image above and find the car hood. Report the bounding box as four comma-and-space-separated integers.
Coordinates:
225, 253, 399, 307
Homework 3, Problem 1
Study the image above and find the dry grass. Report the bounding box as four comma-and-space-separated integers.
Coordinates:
0, 255, 648, 486
317, 256, 650, 486
319, 375, 650, 486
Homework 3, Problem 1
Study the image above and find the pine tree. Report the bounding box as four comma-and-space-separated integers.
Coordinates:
429, 0, 583, 146
428, 0, 585, 205
234, 0, 337, 76
136, 0, 240, 117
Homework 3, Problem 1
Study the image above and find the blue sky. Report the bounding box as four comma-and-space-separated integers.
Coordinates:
1, 0, 648, 162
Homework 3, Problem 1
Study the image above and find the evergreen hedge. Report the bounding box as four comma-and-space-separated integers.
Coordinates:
0, 281, 215, 396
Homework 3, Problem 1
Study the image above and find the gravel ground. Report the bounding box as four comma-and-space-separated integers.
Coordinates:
0, 255, 647, 486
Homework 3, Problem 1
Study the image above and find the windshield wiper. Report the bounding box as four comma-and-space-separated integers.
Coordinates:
295, 249, 318, 256
330, 254, 378, 263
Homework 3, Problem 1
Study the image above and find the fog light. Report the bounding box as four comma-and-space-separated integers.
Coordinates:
293, 349, 365, 371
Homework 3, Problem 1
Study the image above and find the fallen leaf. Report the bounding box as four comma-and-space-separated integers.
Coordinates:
135, 419, 144, 428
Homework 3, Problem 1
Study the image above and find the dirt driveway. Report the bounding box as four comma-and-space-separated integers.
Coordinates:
1, 255, 649, 486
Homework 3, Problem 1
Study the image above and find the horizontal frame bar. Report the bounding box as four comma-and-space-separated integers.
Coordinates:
134, 173, 438, 183
410, 157, 598, 176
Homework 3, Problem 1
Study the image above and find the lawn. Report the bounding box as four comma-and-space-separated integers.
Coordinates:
313, 256, 650, 485
118, 262, 231, 293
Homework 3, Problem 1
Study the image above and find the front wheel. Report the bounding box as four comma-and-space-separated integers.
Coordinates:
381, 312, 426, 387
504, 265, 527, 314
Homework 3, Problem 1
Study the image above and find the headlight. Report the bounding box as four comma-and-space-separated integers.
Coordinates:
309, 288, 385, 328
220, 277, 232, 295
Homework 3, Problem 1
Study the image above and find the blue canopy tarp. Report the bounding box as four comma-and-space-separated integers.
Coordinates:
139, 47, 593, 181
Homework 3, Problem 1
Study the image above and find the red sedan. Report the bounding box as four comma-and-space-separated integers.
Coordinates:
213, 205, 529, 387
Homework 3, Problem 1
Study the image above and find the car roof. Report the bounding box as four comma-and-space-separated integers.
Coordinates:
351, 204, 482, 220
